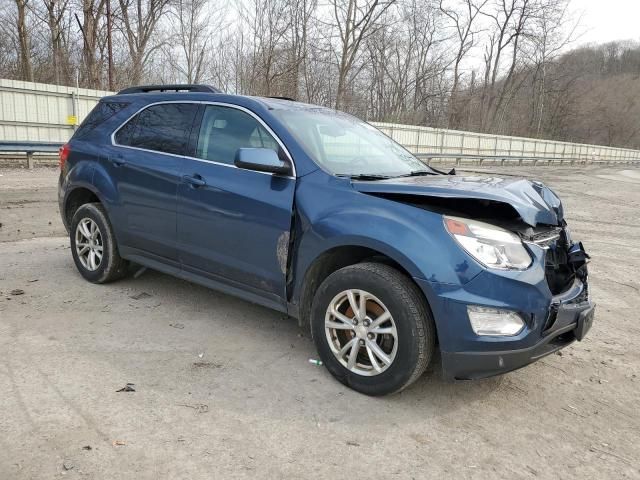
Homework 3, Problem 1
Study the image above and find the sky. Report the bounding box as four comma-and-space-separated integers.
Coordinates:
574, 0, 640, 45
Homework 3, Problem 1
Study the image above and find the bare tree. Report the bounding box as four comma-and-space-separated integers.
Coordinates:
331, 0, 396, 109
439, 0, 487, 128
238, 0, 300, 96
4, 0, 640, 151
76, 0, 107, 88
27, 0, 72, 84
13, 0, 34, 81
118, 0, 171, 85
287, 0, 315, 98
365, 0, 448, 123
526, 0, 576, 136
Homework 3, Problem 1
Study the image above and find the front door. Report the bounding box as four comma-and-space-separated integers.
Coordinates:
177, 104, 296, 301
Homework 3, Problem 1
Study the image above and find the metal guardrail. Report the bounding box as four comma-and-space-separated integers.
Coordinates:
2, 141, 639, 170
0, 141, 63, 168
415, 153, 640, 167
373, 121, 640, 164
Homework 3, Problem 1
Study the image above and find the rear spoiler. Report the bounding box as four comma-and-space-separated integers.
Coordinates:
117, 84, 222, 94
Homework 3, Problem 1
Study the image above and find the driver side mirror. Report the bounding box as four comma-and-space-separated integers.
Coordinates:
234, 148, 291, 175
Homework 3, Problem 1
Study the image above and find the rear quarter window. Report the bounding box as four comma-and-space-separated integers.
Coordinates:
114, 103, 199, 156
74, 101, 129, 139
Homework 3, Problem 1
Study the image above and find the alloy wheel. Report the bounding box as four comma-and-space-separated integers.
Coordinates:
324, 289, 398, 376
75, 218, 103, 271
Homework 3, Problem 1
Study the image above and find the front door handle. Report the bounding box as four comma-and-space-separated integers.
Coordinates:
183, 174, 206, 187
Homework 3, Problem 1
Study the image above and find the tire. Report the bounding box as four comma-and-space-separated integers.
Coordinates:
310, 262, 435, 396
70, 202, 128, 283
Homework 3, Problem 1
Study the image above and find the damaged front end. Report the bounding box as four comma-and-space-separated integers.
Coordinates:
351, 174, 594, 380
352, 174, 589, 297
520, 224, 590, 296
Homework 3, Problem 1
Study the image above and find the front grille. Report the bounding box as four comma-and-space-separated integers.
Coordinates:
544, 244, 575, 294
530, 227, 575, 295
530, 228, 562, 248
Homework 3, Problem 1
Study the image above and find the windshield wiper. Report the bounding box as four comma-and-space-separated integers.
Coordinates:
338, 173, 392, 181
395, 170, 438, 178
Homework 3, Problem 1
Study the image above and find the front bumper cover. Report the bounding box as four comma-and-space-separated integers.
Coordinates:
441, 277, 594, 381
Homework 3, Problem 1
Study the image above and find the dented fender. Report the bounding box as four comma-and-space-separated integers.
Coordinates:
288, 171, 486, 310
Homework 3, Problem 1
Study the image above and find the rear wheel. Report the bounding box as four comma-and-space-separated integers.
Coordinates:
70, 203, 128, 283
310, 262, 435, 396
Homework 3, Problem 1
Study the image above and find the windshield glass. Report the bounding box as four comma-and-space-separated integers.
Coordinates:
273, 108, 432, 177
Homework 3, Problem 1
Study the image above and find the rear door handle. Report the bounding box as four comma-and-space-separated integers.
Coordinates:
183, 174, 206, 187
110, 155, 126, 166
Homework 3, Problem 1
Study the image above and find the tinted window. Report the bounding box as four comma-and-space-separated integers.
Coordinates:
75, 101, 129, 139
116, 103, 198, 155
196, 106, 280, 165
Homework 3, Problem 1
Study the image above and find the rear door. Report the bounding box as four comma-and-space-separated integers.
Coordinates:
177, 104, 296, 301
108, 102, 199, 262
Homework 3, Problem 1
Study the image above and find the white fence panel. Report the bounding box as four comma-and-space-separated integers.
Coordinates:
370, 121, 640, 163
1, 80, 639, 163
0, 79, 113, 142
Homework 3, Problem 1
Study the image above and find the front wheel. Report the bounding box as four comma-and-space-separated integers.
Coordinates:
310, 262, 435, 396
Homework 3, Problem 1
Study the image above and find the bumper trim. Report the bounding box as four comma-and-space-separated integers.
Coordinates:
441, 321, 582, 381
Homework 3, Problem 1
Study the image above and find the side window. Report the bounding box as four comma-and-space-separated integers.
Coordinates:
114, 114, 138, 145
196, 105, 280, 165
75, 101, 129, 139
115, 103, 198, 156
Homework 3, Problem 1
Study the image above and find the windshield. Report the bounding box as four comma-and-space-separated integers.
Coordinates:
273, 108, 433, 177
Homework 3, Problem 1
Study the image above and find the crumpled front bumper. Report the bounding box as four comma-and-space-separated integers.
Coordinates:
415, 239, 594, 381
440, 277, 594, 380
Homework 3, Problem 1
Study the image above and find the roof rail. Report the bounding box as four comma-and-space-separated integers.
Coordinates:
117, 84, 222, 95
267, 96, 296, 101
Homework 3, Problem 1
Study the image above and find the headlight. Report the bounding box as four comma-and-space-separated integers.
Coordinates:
444, 216, 532, 270
467, 306, 526, 336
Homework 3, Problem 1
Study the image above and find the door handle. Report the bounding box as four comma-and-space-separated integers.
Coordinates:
110, 155, 126, 166
183, 174, 206, 187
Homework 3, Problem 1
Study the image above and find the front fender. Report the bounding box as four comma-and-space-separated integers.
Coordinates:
289, 171, 485, 307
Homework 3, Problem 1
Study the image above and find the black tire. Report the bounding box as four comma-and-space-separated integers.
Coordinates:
310, 262, 435, 396
70, 202, 129, 284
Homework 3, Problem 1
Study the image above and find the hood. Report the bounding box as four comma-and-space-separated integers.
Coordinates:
352, 175, 563, 227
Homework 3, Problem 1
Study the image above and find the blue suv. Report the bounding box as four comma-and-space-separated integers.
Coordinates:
58, 84, 594, 395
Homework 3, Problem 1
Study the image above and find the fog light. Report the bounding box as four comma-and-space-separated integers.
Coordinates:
467, 306, 525, 336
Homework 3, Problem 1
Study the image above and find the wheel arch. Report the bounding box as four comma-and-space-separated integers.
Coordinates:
293, 241, 435, 334
63, 186, 103, 228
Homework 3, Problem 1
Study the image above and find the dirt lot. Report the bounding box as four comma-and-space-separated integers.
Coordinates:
1, 165, 639, 479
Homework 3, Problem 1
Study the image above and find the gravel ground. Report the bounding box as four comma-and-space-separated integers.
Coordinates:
1, 165, 639, 479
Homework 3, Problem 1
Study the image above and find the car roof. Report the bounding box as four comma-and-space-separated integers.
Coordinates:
101, 90, 335, 115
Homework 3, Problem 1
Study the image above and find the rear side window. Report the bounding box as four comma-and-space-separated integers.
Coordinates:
196, 105, 280, 165
75, 101, 129, 139
115, 103, 199, 156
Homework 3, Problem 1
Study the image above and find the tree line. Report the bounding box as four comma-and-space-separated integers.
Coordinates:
1, 0, 639, 149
